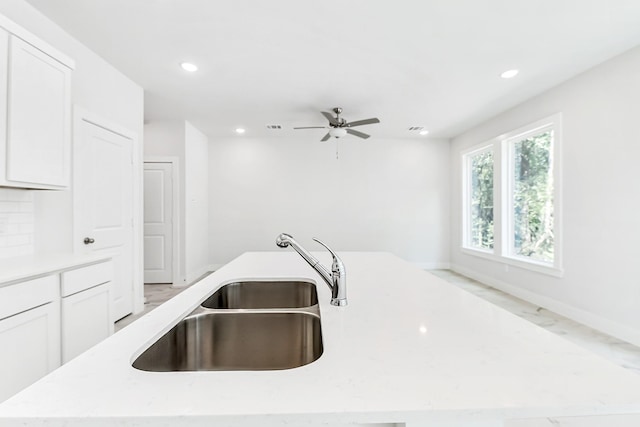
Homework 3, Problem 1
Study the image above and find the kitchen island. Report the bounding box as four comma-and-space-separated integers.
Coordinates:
1, 252, 640, 426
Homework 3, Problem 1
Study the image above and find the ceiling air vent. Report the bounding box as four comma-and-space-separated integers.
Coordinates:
266, 124, 282, 130
409, 126, 429, 136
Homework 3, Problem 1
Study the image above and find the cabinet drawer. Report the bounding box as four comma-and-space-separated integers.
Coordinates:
61, 261, 113, 297
0, 275, 58, 320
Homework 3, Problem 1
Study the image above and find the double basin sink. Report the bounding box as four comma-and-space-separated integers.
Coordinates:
133, 280, 323, 372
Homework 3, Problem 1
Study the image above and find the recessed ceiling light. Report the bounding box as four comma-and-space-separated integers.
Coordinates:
419, 130, 429, 136
180, 62, 198, 72
235, 128, 246, 134
500, 69, 519, 79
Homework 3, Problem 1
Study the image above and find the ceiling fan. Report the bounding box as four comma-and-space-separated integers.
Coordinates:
294, 107, 380, 141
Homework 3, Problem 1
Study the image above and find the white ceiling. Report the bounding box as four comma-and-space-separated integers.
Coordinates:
24, 0, 640, 140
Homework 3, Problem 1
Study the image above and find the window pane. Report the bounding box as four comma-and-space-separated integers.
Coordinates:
511, 130, 554, 262
469, 149, 494, 250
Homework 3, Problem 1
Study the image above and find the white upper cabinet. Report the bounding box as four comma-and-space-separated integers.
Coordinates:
0, 16, 74, 190
5, 36, 71, 187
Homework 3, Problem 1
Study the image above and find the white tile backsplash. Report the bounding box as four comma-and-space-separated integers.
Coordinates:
0, 189, 34, 258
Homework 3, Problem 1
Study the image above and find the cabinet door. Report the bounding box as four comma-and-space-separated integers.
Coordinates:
61, 282, 113, 363
0, 303, 61, 402
4, 35, 71, 188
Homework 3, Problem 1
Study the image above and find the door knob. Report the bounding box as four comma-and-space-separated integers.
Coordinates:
84, 237, 95, 245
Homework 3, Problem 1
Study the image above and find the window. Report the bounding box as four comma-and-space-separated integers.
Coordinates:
463, 145, 494, 251
505, 127, 555, 264
461, 114, 562, 275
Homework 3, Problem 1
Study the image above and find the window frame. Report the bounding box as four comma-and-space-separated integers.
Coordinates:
460, 113, 563, 277
461, 142, 496, 255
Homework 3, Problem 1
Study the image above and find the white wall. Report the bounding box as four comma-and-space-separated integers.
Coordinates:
450, 46, 640, 345
143, 121, 184, 158
0, 0, 144, 255
184, 123, 209, 282
208, 136, 450, 268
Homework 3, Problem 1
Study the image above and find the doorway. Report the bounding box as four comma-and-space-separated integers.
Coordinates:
143, 160, 178, 284
73, 111, 135, 321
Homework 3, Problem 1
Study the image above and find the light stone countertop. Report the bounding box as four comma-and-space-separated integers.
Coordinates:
0, 252, 114, 286
1, 251, 640, 426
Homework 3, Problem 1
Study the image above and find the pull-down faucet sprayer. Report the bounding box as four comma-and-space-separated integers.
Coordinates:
276, 233, 347, 306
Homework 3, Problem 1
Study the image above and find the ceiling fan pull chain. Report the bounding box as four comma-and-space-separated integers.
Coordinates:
336, 141, 339, 160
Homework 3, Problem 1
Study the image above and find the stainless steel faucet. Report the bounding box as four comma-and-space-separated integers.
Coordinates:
276, 233, 347, 306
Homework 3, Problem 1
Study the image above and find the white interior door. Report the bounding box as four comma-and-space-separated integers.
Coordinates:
74, 117, 133, 320
143, 162, 173, 283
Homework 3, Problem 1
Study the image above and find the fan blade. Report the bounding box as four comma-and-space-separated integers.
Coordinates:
345, 118, 380, 127
321, 111, 339, 125
320, 132, 332, 142
293, 126, 326, 129
346, 129, 370, 139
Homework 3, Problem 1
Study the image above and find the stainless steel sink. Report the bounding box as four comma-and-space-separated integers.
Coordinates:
201, 280, 318, 309
133, 279, 323, 372
132, 311, 323, 371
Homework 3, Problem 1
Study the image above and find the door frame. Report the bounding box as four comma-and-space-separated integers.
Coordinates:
72, 105, 143, 314
143, 157, 180, 286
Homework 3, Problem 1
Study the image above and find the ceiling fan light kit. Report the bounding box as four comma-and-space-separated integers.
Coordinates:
294, 107, 380, 141
329, 128, 347, 138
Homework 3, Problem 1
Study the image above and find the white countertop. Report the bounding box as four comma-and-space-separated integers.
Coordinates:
0, 252, 113, 286
1, 252, 640, 426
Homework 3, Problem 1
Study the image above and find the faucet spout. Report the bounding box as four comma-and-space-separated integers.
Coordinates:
276, 233, 347, 306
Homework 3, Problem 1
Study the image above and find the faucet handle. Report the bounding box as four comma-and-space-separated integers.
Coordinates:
313, 237, 347, 306
312, 237, 344, 268
312, 237, 335, 256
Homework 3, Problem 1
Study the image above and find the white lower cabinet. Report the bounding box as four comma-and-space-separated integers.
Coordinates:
0, 259, 113, 402
0, 303, 61, 402
61, 282, 112, 363
61, 261, 114, 363
0, 276, 61, 402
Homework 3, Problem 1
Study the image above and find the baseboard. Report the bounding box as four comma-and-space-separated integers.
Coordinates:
450, 263, 640, 347
413, 261, 451, 270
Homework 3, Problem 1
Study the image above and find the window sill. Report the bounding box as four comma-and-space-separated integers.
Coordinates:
461, 247, 564, 278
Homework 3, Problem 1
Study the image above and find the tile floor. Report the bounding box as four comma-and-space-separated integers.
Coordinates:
116, 269, 640, 373
430, 269, 640, 373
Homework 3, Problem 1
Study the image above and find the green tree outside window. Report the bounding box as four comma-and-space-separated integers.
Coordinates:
511, 131, 554, 262
470, 149, 494, 249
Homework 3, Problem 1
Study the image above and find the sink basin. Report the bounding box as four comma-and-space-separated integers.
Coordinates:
201, 280, 318, 309
132, 312, 323, 371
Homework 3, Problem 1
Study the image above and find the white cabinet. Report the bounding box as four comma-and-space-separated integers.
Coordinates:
0, 258, 113, 401
61, 283, 112, 363
61, 262, 113, 363
0, 276, 60, 402
0, 16, 74, 190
